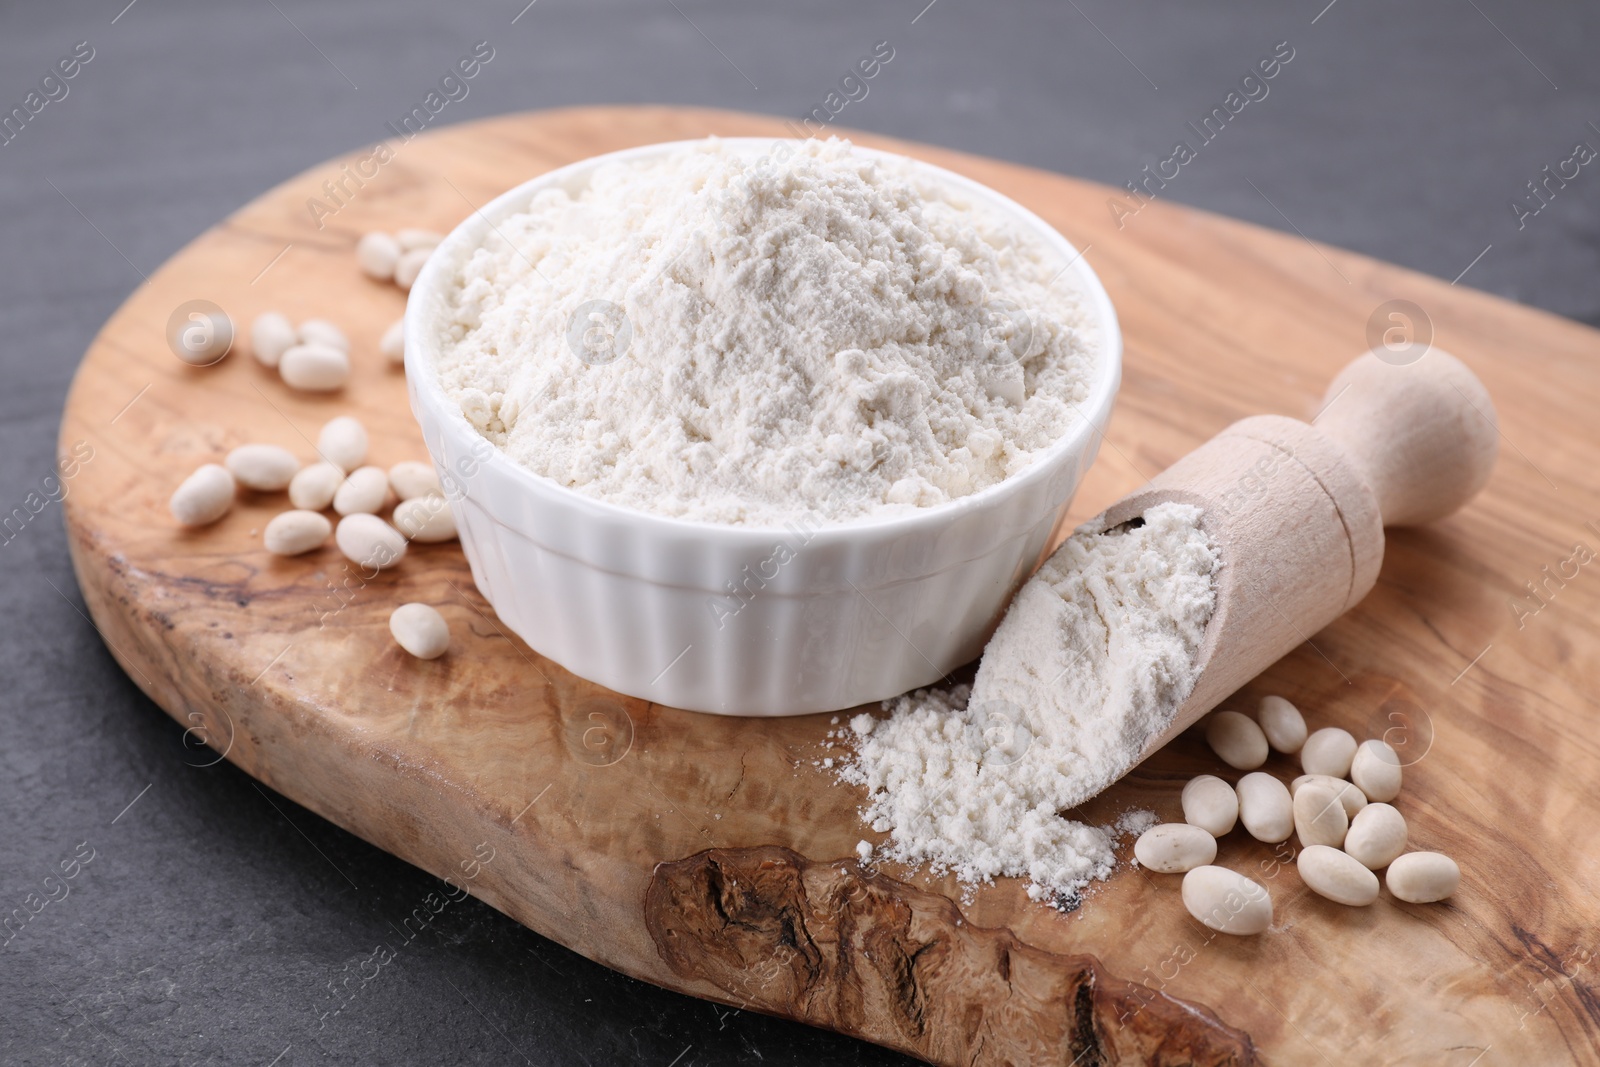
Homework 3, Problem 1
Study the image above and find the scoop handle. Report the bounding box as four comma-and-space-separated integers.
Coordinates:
1312, 347, 1499, 527
1122, 346, 1498, 764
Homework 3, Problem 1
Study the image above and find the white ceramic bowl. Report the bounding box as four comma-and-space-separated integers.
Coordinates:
405, 138, 1121, 716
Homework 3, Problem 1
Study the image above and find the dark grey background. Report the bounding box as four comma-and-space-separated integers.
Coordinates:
2, 1, 1594, 1064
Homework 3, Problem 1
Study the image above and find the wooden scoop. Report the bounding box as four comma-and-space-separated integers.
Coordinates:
1101, 347, 1500, 762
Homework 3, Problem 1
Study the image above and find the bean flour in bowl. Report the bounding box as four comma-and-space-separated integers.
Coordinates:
430, 137, 1098, 525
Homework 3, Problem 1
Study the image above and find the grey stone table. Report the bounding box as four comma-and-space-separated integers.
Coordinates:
3, 0, 1594, 1063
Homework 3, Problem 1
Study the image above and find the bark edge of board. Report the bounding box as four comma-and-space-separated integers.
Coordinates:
646, 845, 1257, 1066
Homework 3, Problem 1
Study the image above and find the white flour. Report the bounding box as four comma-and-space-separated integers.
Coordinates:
432, 138, 1096, 525
842, 502, 1219, 904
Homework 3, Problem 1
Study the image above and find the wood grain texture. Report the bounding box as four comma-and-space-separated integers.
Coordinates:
646, 846, 1253, 1065
58, 106, 1600, 1065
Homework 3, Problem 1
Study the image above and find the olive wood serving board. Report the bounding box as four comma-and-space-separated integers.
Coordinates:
60, 106, 1600, 1066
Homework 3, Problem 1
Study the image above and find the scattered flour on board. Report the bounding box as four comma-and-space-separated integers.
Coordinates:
841, 502, 1219, 905
431, 137, 1097, 525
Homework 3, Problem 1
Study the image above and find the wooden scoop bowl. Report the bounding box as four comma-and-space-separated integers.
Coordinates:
1103, 347, 1501, 761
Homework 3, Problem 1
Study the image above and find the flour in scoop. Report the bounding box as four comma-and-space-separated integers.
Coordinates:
842, 502, 1219, 904
432, 138, 1096, 525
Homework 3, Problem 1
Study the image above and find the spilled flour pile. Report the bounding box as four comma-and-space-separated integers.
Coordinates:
841, 502, 1219, 903
431, 137, 1097, 525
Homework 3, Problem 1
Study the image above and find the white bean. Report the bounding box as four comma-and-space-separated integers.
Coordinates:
170, 463, 235, 526
388, 461, 440, 501
1350, 739, 1403, 802
1181, 775, 1238, 837
224, 444, 300, 491
1205, 710, 1268, 770
1386, 852, 1460, 903
389, 602, 450, 659
297, 318, 349, 351
263, 510, 331, 555
333, 465, 389, 516
356, 231, 401, 281
393, 494, 457, 543
1300, 727, 1358, 777
335, 513, 406, 569
1257, 695, 1307, 753
1181, 866, 1273, 935
396, 228, 444, 251
251, 311, 296, 368
317, 415, 368, 473
279, 344, 350, 392
288, 462, 344, 511
1298, 845, 1380, 906
380, 318, 405, 367
1134, 823, 1217, 874
1290, 774, 1368, 818
1293, 780, 1349, 848
394, 248, 431, 291
1343, 803, 1408, 870
1235, 772, 1294, 843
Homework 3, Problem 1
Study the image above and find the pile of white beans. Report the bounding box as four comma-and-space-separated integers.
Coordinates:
238, 228, 436, 394
166, 228, 456, 660
355, 228, 443, 292
249, 308, 406, 392
1133, 695, 1460, 936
